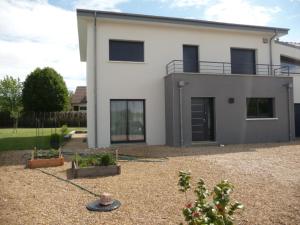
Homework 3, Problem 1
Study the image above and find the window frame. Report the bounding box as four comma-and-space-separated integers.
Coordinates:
110, 99, 146, 144
246, 98, 275, 119
230, 48, 257, 75
183, 44, 199, 73
109, 39, 145, 62
280, 55, 300, 75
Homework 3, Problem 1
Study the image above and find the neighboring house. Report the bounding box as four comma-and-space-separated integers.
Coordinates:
71, 86, 87, 112
77, 9, 300, 148
274, 41, 300, 136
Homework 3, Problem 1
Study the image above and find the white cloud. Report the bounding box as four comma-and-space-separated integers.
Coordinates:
0, 0, 125, 91
169, 0, 210, 8
75, 0, 128, 11
0, 0, 83, 90
204, 0, 281, 26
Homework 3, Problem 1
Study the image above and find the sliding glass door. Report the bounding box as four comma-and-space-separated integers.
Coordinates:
110, 100, 145, 143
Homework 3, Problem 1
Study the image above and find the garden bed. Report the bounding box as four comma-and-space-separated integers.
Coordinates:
72, 162, 121, 178
27, 149, 64, 169
28, 157, 64, 169
71, 153, 120, 178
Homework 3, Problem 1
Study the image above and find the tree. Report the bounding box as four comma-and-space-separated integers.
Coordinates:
0, 76, 23, 132
22, 67, 69, 112
67, 90, 74, 111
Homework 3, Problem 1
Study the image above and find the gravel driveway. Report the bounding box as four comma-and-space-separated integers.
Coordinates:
0, 142, 299, 225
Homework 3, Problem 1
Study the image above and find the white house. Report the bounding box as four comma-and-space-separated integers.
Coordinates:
77, 9, 300, 148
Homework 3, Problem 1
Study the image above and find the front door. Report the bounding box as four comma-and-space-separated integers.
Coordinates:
191, 98, 214, 141
183, 45, 199, 72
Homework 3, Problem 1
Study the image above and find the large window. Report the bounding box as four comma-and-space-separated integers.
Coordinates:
109, 40, 144, 62
247, 98, 274, 118
110, 100, 145, 143
281, 56, 300, 74
231, 48, 256, 75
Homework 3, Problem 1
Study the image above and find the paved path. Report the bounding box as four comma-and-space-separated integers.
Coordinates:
62, 133, 88, 153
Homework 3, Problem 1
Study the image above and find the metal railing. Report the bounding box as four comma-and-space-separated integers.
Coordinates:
166, 60, 290, 76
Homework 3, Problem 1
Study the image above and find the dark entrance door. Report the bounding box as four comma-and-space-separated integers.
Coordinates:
183, 45, 199, 72
191, 98, 214, 141
295, 104, 300, 137
231, 48, 256, 74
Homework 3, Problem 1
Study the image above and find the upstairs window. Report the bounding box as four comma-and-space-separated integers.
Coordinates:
247, 98, 274, 118
231, 48, 256, 75
109, 40, 144, 62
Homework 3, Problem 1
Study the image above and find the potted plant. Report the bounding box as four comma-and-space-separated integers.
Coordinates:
50, 133, 61, 149
72, 151, 121, 178
27, 148, 64, 169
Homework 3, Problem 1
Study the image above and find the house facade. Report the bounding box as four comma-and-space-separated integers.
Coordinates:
77, 9, 300, 148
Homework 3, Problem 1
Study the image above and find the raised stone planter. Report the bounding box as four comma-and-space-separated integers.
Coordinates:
28, 157, 64, 169
72, 161, 121, 178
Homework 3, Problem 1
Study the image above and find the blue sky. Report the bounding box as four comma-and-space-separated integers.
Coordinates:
0, 0, 299, 90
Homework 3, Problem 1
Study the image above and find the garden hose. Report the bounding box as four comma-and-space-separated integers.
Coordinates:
27, 152, 167, 198
61, 151, 168, 162
36, 168, 100, 197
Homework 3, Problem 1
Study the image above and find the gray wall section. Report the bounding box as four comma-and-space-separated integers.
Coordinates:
165, 73, 294, 146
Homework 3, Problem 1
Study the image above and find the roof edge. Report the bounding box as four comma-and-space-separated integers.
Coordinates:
275, 40, 300, 50
76, 9, 289, 34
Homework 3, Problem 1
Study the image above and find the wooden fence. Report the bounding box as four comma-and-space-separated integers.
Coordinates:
0, 111, 87, 128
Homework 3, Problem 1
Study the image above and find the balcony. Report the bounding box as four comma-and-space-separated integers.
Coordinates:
166, 60, 290, 76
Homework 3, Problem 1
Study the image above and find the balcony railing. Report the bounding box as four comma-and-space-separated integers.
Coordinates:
166, 60, 290, 76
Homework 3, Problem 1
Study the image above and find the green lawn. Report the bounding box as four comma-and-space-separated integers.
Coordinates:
0, 127, 85, 151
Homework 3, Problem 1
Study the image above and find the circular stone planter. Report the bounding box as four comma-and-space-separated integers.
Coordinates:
86, 199, 121, 212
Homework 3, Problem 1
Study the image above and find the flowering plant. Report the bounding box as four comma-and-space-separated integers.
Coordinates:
178, 171, 244, 225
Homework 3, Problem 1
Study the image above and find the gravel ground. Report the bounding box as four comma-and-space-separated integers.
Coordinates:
0, 142, 300, 225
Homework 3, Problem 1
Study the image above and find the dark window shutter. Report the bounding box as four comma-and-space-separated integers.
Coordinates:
109, 40, 144, 62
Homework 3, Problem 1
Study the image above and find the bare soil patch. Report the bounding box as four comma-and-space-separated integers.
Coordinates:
0, 142, 299, 225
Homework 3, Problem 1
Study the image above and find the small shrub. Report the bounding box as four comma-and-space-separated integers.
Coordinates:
74, 153, 116, 168
34, 149, 59, 159
178, 171, 244, 225
50, 133, 61, 149
101, 153, 116, 166
60, 125, 68, 136
78, 159, 89, 168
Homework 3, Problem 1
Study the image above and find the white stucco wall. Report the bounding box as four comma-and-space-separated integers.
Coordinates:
273, 42, 300, 103
86, 22, 96, 147
85, 19, 295, 148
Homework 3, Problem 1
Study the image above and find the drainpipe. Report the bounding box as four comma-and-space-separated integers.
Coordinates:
269, 30, 277, 75
94, 11, 98, 148
178, 81, 185, 147
284, 82, 293, 141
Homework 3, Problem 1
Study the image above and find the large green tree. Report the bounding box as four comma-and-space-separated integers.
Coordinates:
22, 67, 69, 112
0, 76, 23, 132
